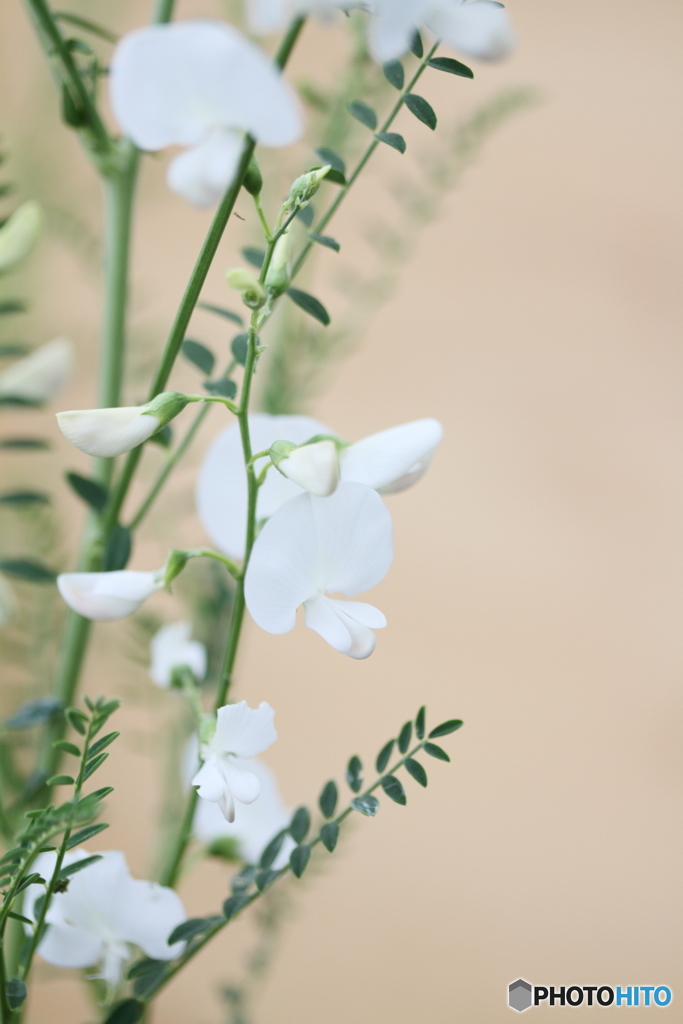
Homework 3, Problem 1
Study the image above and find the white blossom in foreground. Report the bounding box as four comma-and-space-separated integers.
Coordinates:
196, 413, 441, 558
0, 200, 43, 275
110, 21, 302, 207
23, 849, 186, 985
245, 482, 393, 658
192, 701, 277, 823
0, 338, 74, 403
57, 570, 163, 621
0, 574, 17, 628
56, 391, 188, 458
149, 621, 207, 688
272, 439, 339, 496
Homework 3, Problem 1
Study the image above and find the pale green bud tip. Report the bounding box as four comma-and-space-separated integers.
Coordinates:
198, 713, 217, 746
270, 438, 340, 497
269, 439, 299, 468
225, 268, 267, 309
265, 231, 292, 296
163, 548, 190, 589
144, 391, 190, 427
288, 165, 331, 206
0, 201, 44, 274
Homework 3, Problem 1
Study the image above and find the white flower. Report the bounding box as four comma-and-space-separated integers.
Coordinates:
57, 570, 163, 621
110, 20, 302, 207
274, 439, 339, 496
0, 338, 74, 403
245, 482, 393, 658
149, 621, 207, 688
196, 413, 442, 558
248, 0, 356, 37
56, 391, 188, 458
23, 849, 186, 986
192, 701, 277, 823
0, 573, 17, 628
0, 201, 43, 275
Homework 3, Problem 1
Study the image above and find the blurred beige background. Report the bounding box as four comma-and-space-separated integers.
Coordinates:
1, 0, 682, 1021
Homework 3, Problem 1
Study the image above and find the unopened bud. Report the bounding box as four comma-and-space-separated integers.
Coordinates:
264, 231, 292, 297
226, 268, 267, 309
57, 391, 189, 458
242, 155, 263, 197
0, 201, 43, 275
287, 165, 331, 208
270, 438, 339, 497
163, 549, 190, 589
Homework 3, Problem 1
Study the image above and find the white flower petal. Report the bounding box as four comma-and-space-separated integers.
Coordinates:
311, 482, 394, 596
167, 128, 244, 208
196, 414, 331, 559
57, 570, 162, 621
0, 337, 74, 403
369, 0, 429, 62
214, 701, 277, 758
279, 439, 339, 496
327, 597, 387, 629
192, 757, 226, 803
340, 418, 443, 493
303, 592, 353, 654
116, 879, 187, 960
56, 406, 160, 458
305, 594, 384, 659
35, 921, 105, 970
149, 621, 207, 688
333, 607, 378, 659
221, 758, 261, 804
425, 0, 514, 60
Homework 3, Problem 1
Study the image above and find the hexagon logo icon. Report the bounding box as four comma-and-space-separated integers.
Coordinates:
509, 979, 533, 1012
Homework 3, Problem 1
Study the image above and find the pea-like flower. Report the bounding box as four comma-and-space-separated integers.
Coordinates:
245, 482, 393, 659
196, 413, 441, 558
149, 621, 207, 688
192, 701, 277, 823
23, 849, 187, 986
57, 570, 163, 621
0, 337, 74, 404
110, 20, 302, 207
56, 391, 189, 459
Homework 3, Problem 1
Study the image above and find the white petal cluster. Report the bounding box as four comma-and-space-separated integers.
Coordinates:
149, 621, 207, 688
57, 570, 163, 622
0, 201, 43, 275
192, 701, 277, 823
0, 338, 74, 404
245, 482, 393, 658
110, 20, 302, 207
23, 849, 187, 986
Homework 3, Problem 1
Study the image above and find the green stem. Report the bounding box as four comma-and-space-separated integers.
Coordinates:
152, 0, 176, 23
158, 789, 198, 889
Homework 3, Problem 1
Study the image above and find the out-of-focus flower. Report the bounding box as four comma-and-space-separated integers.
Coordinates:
192, 701, 277, 823
23, 849, 186, 986
0, 200, 43, 275
0, 574, 17, 628
0, 338, 74, 403
270, 439, 339, 496
149, 621, 207, 688
57, 570, 163, 621
56, 391, 189, 458
196, 413, 442, 558
110, 20, 302, 207
245, 482, 393, 659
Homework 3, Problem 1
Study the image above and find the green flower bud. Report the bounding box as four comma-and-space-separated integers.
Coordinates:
143, 390, 191, 428
163, 548, 191, 588
264, 231, 292, 297
242, 155, 263, 197
0, 201, 43, 275
287, 165, 331, 208
226, 268, 267, 309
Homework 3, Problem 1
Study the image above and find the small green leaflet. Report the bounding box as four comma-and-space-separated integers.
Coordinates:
398, 721, 412, 754
103, 525, 132, 571
82, 752, 108, 781
0, 343, 29, 357
320, 821, 339, 852
87, 730, 120, 757
309, 233, 340, 253
54, 11, 119, 44
59, 854, 103, 879
423, 741, 450, 762
427, 56, 474, 79
8, 913, 33, 926
347, 100, 377, 131
375, 739, 395, 774
197, 302, 244, 326
5, 697, 63, 729
0, 437, 49, 450
404, 757, 428, 787
351, 794, 379, 816
259, 829, 287, 869
54, 740, 80, 756
290, 844, 310, 878
404, 93, 437, 130
255, 868, 279, 891
289, 806, 310, 844
67, 823, 109, 849
182, 339, 215, 376
415, 705, 426, 739
149, 425, 172, 448
204, 378, 237, 399
231, 333, 249, 366
0, 491, 49, 506
103, 998, 145, 1024
375, 132, 406, 154
381, 774, 407, 805
242, 246, 265, 269
6, 978, 26, 1011
46, 774, 74, 787
410, 31, 423, 58
231, 865, 257, 893
429, 719, 463, 738
346, 755, 363, 793
66, 472, 108, 512
286, 288, 330, 326
319, 779, 338, 819
223, 892, 250, 920
128, 958, 167, 980
0, 558, 56, 582
167, 918, 215, 944
383, 60, 404, 89
315, 148, 346, 184
0, 300, 26, 316
297, 205, 315, 227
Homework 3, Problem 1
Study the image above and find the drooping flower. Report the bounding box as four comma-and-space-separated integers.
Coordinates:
270, 438, 339, 496
0, 338, 74, 403
192, 701, 277, 823
0, 573, 17, 628
0, 200, 43, 275
23, 849, 187, 986
57, 570, 163, 621
149, 621, 207, 688
245, 482, 393, 658
110, 20, 302, 207
56, 391, 189, 458
196, 413, 441, 558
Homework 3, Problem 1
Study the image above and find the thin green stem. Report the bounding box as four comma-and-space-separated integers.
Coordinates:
152, 0, 176, 23
253, 196, 272, 240
158, 789, 198, 889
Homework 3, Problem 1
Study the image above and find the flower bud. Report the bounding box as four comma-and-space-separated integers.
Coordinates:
242, 155, 263, 197
56, 391, 189, 458
149, 621, 207, 689
163, 548, 190, 589
287, 165, 331, 208
270, 438, 339, 497
264, 231, 292, 297
57, 569, 163, 621
0, 338, 74, 403
0, 201, 43, 275
0, 573, 17, 628
226, 268, 266, 309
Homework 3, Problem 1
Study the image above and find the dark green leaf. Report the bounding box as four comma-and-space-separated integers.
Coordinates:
289, 806, 310, 844
404, 757, 428, 787
415, 705, 426, 740
61, 83, 87, 127
6, 978, 26, 1011
297, 205, 315, 227
87, 731, 119, 757
67, 823, 109, 849
346, 755, 363, 793
131, 964, 168, 997
347, 100, 377, 130
81, 785, 113, 802
82, 752, 108, 781
197, 302, 244, 326
375, 132, 407, 154
0, 396, 41, 408
46, 774, 74, 786
207, 836, 240, 861
427, 56, 474, 79
259, 830, 287, 869
231, 865, 257, 893
315, 147, 346, 175
242, 247, 265, 269
53, 740, 80, 756
59, 855, 102, 879
65, 707, 87, 735
223, 892, 250, 920
375, 740, 395, 774
0, 491, 49, 506
410, 30, 423, 58
0, 300, 26, 316
181, 339, 215, 376
351, 794, 379, 816
320, 821, 339, 852
231, 333, 249, 366
6, 697, 63, 730
128, 958, 168, 980
383, 60, 404, 89
203, 379, 237, 399
168, 918, 213, 945
8, 913, 32, 926
423, 741, 450, 762
381, 774, 407, 805
65, 472, 108, 511
323, 166, 346, 186
103, 525, 132, 571
318, 780, 338, 819
0, 344, 29, 357
255, 868, 279, 892
309, 233, 340, 253
286, 288, 330, 326
398, 721, 412, 754
103, 998, 144, 1024
404, 93, 437, 130
289, 844, 310, 878
148, 424, 172, 448
428, 719, 463, 738
0, 437, 50, 450
16, 873, 45, 893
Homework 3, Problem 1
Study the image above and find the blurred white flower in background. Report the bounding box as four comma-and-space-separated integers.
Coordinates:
57, 570, 164, 621
149, 621, 207, 688
245, 481, 393, 659
0, 338, 74, 404
23, 849, 186, 986
110, 20, 302, 207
